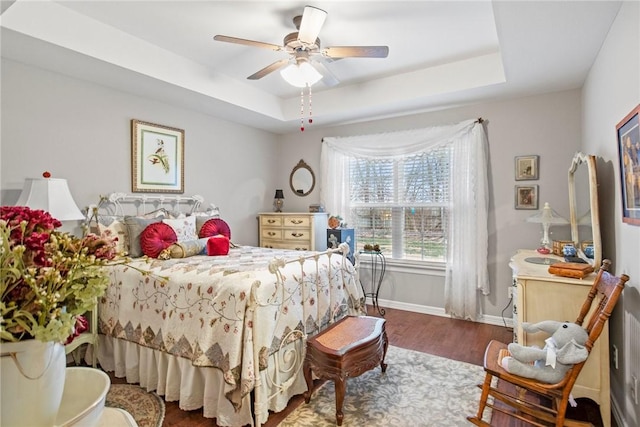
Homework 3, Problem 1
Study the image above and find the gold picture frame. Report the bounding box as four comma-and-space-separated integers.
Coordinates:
131, 119, 184, 193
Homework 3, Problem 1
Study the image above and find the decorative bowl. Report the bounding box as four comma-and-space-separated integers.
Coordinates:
55, 367, 111, 427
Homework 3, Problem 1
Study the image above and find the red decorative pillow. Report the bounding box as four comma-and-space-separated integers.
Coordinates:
207, 235, 230, 256
140, 222, 177, 258
199, 218, 231, 239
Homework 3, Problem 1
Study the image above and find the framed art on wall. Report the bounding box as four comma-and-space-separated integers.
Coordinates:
131, 119, 184, 193
515, 185, 538, 210
617, 104, 640, 225
515, 155, 539, 180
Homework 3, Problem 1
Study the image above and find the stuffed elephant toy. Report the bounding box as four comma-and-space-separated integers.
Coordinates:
501, 320, 589, 384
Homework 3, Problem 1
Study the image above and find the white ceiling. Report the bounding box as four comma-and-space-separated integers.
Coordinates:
0, 1, 622, 134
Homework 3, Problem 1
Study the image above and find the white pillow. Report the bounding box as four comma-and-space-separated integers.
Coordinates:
97, 217, 128, 255
163, 215, 197, 242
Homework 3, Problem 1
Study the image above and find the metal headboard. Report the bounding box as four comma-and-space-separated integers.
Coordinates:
87, 192, 218, 220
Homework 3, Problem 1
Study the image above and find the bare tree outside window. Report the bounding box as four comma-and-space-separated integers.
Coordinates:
349, 146, 451, 262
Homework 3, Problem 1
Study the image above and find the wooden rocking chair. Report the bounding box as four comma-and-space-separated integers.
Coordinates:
467, 259, 629, 426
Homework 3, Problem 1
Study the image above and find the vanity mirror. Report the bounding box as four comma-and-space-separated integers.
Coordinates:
290, 159, 315, 197
568, 152, 601, 267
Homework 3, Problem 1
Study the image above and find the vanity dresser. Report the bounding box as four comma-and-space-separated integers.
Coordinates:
509, 250, 610, 427
510, 152, 610, 426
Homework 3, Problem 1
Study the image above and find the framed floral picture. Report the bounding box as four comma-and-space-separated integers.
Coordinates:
515, 155, 539, 181
131, 119, 184, 193
515, 185, 538, 210
617, 104, 640, 225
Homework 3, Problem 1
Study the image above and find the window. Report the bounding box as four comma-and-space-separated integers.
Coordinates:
348, 144, 451, 262
321, 119, 489, 319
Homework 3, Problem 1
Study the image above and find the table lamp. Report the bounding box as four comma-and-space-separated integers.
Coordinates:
15, 172, 85, 221
578, 210, 592, 226
273, 189, 284, 212
526, 202, 568, 254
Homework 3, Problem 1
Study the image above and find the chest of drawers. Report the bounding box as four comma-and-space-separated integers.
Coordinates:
258, 212, 328, 251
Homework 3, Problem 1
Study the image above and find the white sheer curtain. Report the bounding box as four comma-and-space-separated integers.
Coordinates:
321, 119, 489, 320
444, 122, 490, 321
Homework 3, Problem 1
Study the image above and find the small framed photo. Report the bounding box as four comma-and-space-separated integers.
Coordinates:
515, 185, 538, 210
616, 104, 640, 225
515, 155, 539, 181
131, 119, 184, 193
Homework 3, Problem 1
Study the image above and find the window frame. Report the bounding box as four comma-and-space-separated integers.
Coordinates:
347, 144, 452, 264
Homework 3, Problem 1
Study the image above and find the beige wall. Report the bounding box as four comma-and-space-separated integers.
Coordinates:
0, 59, 280, 245
582, 2, 640, 425
0, 55, 584, 321
2, 6, 637, 421
278, 90, 582, 320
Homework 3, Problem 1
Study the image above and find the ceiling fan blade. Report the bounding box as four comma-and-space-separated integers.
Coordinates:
323, 46, 389, 59
247, 59, 290, 80
213, 35, 282, 51
312, 61, 340, 87
297, 6, 327, 45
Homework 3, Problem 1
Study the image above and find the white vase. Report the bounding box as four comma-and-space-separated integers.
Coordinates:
0, 339, 66, 427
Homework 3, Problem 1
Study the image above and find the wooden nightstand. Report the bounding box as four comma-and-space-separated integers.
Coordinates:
64, 300, 98, 367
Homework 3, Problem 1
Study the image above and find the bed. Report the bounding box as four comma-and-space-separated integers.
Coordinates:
88, 193, 365, 426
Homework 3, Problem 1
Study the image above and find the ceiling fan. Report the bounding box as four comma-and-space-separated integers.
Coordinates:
213, 5, 389, 87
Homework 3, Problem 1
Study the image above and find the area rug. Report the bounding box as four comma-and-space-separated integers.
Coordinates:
105, 384, 165, 427
279, 345, 490, 426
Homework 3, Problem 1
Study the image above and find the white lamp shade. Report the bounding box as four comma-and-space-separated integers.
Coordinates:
280, 62, 323, 87
15, 178, 85, 221
525, 202, 568, 248
526, 202, 569, 225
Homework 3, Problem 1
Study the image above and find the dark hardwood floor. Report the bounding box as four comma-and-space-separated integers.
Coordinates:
107, 307, 610, 426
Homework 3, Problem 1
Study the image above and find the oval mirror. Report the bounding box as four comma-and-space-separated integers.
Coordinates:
290, 159, 315, 197
568, 152, 601, 267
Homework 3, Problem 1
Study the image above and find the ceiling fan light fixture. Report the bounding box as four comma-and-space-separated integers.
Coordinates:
280, 62, 322, 87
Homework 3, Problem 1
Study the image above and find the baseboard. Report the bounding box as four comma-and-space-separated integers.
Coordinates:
375, 298, 514, 328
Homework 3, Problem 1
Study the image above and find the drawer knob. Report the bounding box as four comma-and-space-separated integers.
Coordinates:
290, 220, 303, 224
291, 232, 303, 238
267, 219, 276, 224
268, 232, 276, 236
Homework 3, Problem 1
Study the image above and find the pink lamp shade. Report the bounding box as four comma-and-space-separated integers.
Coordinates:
15, 177, 85, 221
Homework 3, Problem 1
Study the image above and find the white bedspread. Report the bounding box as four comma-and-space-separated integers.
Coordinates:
97, 246, 364, 424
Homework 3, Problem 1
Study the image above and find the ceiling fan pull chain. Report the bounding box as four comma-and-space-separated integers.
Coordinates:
300, 88, 305, 131
308, 85, 313, 125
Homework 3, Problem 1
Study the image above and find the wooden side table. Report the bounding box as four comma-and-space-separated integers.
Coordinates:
303, 315, 388, 426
